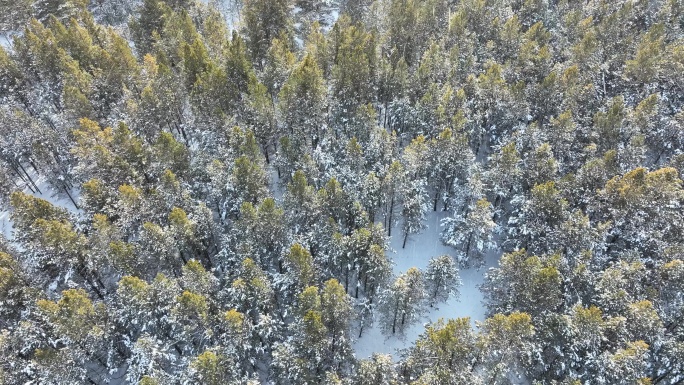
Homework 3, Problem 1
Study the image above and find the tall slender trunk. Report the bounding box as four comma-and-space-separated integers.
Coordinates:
388, 196, 394, 237
464, 232, 473, 263
392, 300, 399, 334
431, 276, 442, 307
78, 266, 105, 300
433, 188, 440, 211
63, 184, 79, 209
10, 162, 35, 193
18, 162, 41, 194
344, 264, 349, 293
28, 158, 40, 174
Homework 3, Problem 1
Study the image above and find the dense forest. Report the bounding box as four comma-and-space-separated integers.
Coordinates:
0, 0, 683, 384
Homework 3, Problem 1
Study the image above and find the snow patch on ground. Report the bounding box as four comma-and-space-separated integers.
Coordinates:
0, 32, 16, 49
27, 178, 81, 215
353, 210, 499, 359
0, 210, 13, 240
269, 165, 286, 201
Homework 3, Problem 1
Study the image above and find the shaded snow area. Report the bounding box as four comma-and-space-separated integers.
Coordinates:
269, 166, 286, 201
0, 32, 15, 49
0, 210, 12, 240
353, 210, 500, 359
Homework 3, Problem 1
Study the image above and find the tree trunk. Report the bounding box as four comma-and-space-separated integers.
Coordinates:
344, 264, 349, 293
18, 162, 41, 194
392, 301, 399, 334
388, 196, 394, 237
263, 144, 270, 164
63, 184, 80, 210
433, 188, 440, 211
431, 277, 442, 307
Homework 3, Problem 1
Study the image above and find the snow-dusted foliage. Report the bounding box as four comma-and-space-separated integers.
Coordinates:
0, 0, 683, 383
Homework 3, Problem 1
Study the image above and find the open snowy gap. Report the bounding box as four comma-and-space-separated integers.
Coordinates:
353, 210, 500, 359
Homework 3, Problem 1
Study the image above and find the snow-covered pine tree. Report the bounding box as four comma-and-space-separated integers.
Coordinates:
425, 255, 461, 307
441, 198, 495, 268
378, 267, 427, 336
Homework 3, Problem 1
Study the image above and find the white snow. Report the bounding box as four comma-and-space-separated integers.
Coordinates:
0, 210, 12, 240
353, 210, 500, 359
0, 32, 16, 49
269, 165, 286, 201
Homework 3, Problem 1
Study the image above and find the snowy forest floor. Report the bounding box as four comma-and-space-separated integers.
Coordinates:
353, 211, 500, 359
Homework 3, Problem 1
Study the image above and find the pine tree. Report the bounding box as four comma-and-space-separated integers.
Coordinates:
230, 258, 274, 323
356, 353, 398, 385
245, 79, 278, 163
429, 128, 473, 211
184, 350, 239, 385
625, 23, 665, 88
482, 250, 563, 317
400, 177, 428, 248
403, 318, 478, 384
599, 341, 651, 385
284, 243, 315, 290
234, 198, 287, 270
357, 244, 391, 305
130, 0, 170, 55
284, 169, 321, 235
71, 119, 146, 188
425, 255, 461, 307
379, 267, 427, 336
218, 308, 254, 377
320, 278, 354, 371
36, 289, 110, 377
278, 53, 327, 149
263, 36, 296, 99
274, 294, 326, 384
517, 181, 569, 254
319, 177, 351, 229
230, 155, 269, 209
479, 312, 537, 384
242, 0, 293, 67
485, 142, 523, 211
441, 198, 496, 268
0, 252, 30, 326
526, 143, 559, 188
360, 172, 383, 222
330, 16, 376, 114
597, 167, 684, 262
